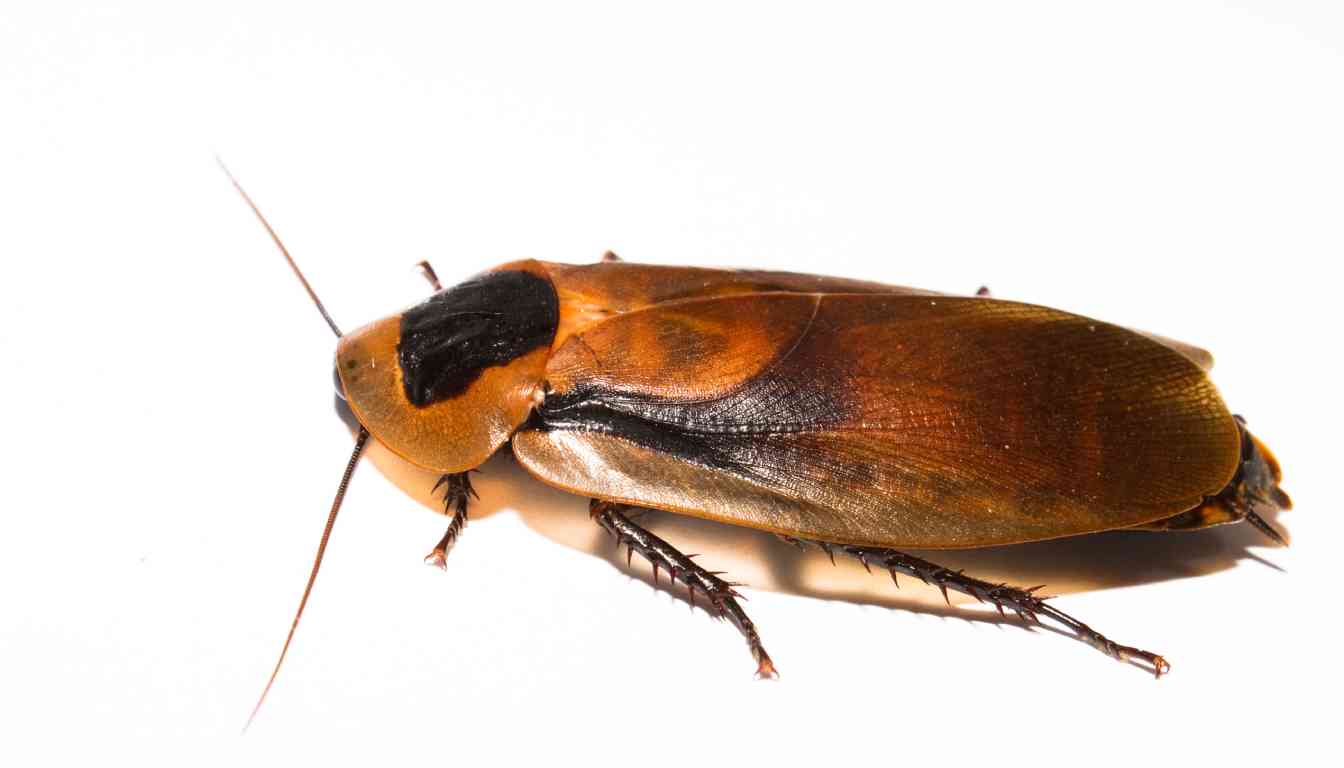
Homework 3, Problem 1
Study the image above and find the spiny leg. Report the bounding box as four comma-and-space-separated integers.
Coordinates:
590, 500, 777, 678
823, 541, 1170, 678
424, 472, 477, 569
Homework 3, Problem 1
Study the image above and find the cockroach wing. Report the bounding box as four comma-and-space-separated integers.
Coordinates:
540, 261, 1214, 371
513, 293, 1240, 548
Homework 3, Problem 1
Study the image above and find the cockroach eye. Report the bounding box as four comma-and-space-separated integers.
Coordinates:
332, 364, 347, 401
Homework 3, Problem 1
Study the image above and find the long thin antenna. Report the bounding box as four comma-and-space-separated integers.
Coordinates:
216, 157, 344, 338
244, 427, 370, 733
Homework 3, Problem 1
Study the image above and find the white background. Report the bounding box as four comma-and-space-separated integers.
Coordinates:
3, 2, 1340, 765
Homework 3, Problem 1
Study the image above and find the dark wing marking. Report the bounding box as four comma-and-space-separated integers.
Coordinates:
515, 293, 1239, 548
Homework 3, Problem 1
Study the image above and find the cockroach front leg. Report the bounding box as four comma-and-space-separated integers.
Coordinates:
590, 500, 777, 678
826, 542, 1170, 677
424, 472, 476, 569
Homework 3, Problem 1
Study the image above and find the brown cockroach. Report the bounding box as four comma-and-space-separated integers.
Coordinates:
223, 165, 1289, 728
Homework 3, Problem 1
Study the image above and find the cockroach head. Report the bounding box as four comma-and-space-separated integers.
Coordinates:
334, 261, 559, 473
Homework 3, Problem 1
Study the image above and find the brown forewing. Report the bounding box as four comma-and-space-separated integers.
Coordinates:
514, 292, 1241, 548
540, 261, 937, 353
540, 260, 1213, 370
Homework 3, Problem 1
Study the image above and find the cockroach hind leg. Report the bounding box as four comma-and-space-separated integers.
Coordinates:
589, 500, 778, 679
424, 472, 472, 569
829, 542, 1170, 678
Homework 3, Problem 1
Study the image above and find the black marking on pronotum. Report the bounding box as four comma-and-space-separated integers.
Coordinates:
399, 270, 559, 406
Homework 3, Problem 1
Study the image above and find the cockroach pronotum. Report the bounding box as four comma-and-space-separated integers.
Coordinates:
223, 165, 1290, 728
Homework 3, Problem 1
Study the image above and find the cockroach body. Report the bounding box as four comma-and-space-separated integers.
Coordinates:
224, 168, 1290, 726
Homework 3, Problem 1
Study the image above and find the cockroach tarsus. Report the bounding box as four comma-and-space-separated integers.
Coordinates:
221, 162, 1289, 728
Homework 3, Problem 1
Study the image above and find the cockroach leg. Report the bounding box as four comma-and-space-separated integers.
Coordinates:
416, 260, 444, 292
424, 472, 477, 569
828, 543, 1171, 678
1245, 510, 1287, 547
590, 500, 777, 679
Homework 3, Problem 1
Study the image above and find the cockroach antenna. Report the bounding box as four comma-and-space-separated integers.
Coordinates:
219, 159, 367, 731
216, 157, 343, 338
244, 427, 368, 733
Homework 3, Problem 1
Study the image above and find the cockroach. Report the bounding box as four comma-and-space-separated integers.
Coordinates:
223, 166, 1290, 728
